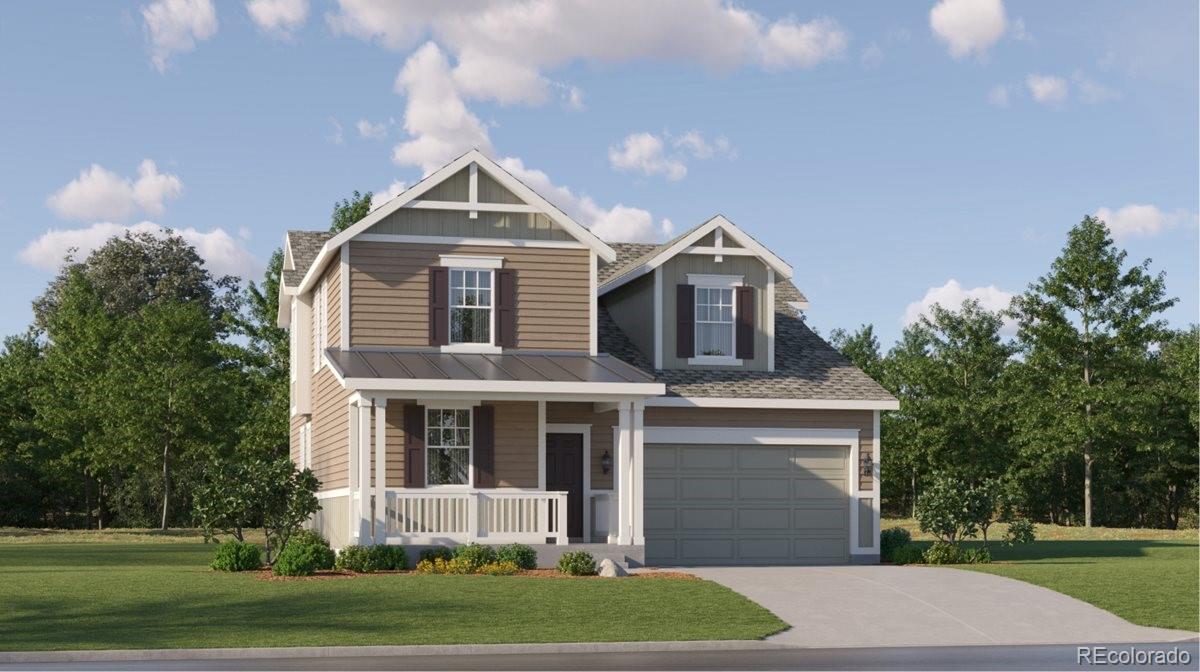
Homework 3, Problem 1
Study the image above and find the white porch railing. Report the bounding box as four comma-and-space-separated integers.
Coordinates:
384, 489, 568, 545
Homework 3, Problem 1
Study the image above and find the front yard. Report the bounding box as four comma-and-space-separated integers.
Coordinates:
883, 519, 1200, 632
0, 531, 785, 651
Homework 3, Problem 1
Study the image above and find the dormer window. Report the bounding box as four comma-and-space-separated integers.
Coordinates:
687, 273, 744, 366
450, 269, 492, 344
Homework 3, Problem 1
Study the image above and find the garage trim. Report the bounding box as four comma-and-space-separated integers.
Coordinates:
641, 425, 878, 560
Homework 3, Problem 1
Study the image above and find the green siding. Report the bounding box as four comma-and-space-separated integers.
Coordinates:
603, 272, 655, 365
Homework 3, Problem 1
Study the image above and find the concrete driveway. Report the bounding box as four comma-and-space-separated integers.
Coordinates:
683, 565, 1197, 648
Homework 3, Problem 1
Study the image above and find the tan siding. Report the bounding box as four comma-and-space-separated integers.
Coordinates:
349, 241, 590, 350
602, 273, 654, 364
491, 401, 537, 487
366, 209, 573, 241
423, 167, 470, 201
546, 402, 617, 490
660, 254, 770, 372
644, 407, 874, 490
311, 367, 350, 490
326, 261, 341, 348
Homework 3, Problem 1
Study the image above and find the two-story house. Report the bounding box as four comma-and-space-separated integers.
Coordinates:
280, 149, 897, 567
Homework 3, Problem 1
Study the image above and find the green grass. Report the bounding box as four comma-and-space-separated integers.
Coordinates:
883, 518, 1200, 632
0, 540, 785, 651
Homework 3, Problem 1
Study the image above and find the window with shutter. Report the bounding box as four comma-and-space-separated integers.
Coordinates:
685, 274, 746, 366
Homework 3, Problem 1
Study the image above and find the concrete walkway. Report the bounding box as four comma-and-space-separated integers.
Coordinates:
683, 565, 1198, 648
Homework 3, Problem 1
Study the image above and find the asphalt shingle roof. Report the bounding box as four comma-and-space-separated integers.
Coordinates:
282, 230, 333, 288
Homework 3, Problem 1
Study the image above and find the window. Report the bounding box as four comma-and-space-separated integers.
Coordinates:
695, 286, 735, 357
426, 408, 471, 486
312, 277, 328, 372
299, 420, 312, 469
450, 269, 492, 345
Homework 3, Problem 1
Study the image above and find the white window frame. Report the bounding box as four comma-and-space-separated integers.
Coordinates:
687, 274, 743, 366
425, 407, 473, 488
299, 420, 312, 470
442, 263, 500, 354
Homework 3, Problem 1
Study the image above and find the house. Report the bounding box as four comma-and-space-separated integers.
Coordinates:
279, 149, 898, 567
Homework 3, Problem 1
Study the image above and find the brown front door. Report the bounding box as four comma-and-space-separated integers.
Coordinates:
546, 433, 584, 539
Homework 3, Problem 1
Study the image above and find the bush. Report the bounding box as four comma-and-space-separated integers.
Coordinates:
495, 543, 537, 570
479, 561, 521, 576
372, 545, 407, 570
210, 540, 263, 571
453, 543, 496, 571
962, 546, 991, 564
335, 545, 381, 573
880, 527, 912, 562
271, 531, 335, 576
557, 551, 596, 576
419, 546, 454, 563
1004, 519, 1036, 546
414, 558, 438, 574
915, 477, 990, 545
922, 542, 963, 565
890, 544, 925, 565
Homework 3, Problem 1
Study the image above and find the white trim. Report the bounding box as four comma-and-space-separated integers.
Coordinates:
850, 410, 883, 556
589, 251, 598, 356
653, 267, 663, 369
687, 273, 743, 288
688, 356, 743, 366
438, 254, 504, 269
787, 300, 810, 313
713, 227, 723, 264
439, 344, 502, 355
631, 401, 644, 546
416, 398, 479, 409
339, 244, 350, 348
599, 214, 793, 295
373, 400, 387, 544
546, 423, 593, 542
684, 246, 756, 257
615, 402, 632, 545
353, 233, 586, 250
537, 401, 547, 490
641, 426, 859, 445
766, 267, 775, 373
316, 487, 350, 500
646, 396, 900, 411
467, 162, 478, 219
406, 200, 539, 214
341, 377, 665, 396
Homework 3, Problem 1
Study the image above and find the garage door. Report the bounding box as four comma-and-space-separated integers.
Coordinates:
644, 443, 849, 565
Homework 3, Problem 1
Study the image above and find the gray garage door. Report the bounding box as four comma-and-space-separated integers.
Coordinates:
645, 443, 849, 566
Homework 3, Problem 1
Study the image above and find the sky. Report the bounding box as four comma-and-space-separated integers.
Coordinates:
1, 0, 1196, 348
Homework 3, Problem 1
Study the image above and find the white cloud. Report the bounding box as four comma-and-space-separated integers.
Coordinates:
609, 133, 687, 181
19, 221, 260, 280
356, 118, 390, 140
860, 43, 883, 68
930, 0, 1007, 58
672, 131, 733, 160
141, 0, 218, 72
1094, 204, 1193, 240
1010, 16, 1031, 42
1026, 74, 1067, 105
1073, 72, 1120, 104
46, 161, 183, 222
987, 84, 1010, 107
326, 116, 344, 144
759, 16, 848, 70
903, 279, 1015, 332
246, 0, 308, 38
370, 179, 407, 210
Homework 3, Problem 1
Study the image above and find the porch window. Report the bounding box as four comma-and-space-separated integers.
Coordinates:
426, 408, 471, 486
450, 269, 492, 345
695, 286, 735, 357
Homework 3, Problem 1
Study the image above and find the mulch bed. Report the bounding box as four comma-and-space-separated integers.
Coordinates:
254, 568, 701, 581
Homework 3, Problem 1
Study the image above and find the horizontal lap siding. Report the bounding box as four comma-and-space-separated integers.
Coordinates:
546, 402, 617, 490
644, 407, 874, 491
349, 241, 590, 350
326, 261, 341, 348
311, 367, 350, 490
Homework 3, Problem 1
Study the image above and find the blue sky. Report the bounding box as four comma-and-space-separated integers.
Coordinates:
1, 0, 1196, 347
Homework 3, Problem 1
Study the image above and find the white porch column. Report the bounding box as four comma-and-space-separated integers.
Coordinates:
373, 400, 387, 544
357, 399, 372, 543
631, 400, 645, 545
347, 398, 359, 541
616, 400, 632, 545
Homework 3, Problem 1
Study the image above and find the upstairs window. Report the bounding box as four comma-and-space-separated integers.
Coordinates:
426, 408, 471, 486
450, 269, 492, 345
695, 286, 735, 358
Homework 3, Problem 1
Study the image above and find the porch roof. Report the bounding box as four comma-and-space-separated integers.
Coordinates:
325, 348, 664, 396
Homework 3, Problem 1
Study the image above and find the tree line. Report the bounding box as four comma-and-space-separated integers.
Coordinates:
830, 217, 1197, 529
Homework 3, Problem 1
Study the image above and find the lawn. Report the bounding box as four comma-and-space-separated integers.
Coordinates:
0, 533, 786, 651
883, 518, 1200, 632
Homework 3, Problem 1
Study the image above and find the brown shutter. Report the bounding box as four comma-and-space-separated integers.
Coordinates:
736, 285, 755, 360
404, 405, 425, 488
472, 405, 495, 488
429, 267, 449, 346
676, 284, 695, 359
495, 269, 517, 349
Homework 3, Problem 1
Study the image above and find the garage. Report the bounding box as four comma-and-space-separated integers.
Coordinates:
644, 442, 850, 566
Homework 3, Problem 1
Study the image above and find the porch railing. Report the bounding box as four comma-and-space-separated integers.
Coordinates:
384, 489, 568, 545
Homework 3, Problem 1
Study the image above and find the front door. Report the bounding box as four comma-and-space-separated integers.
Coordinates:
546, 433, 584, 539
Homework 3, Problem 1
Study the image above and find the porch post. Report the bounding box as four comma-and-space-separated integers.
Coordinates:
373, 400, 387, 544
347, 398, 359, 541
631, 400, 645, 545
616, 400, 632, 545
357, 398, 372, 543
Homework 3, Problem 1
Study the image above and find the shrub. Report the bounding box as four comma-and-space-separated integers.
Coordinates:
210, 540, 263, 571
880, 527, 912, 562
1004, 519, 1036, 546
453, 543, 496, 571
890, 544, 925, 565
414, 559, 438, 574
557, 551, 596, 576
922, 542, 964, 565
372, 545, 408, 570
479, 561, 521, 576
419, 546, 454, 563
915, 477, 986, 545
962, 546, 991, 564
290, 530, 335, 569
335, 545, 381, 573
273, 541, 327, 576
495, 544, 537, 570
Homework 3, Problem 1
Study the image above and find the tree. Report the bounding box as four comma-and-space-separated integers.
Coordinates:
829, 324, 884, 381
330, 190, 373, 233
1136, 327, 1199, 528
1008, 216, 1176, 526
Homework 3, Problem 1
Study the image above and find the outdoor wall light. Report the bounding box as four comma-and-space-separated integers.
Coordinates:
600, 450, 612, 475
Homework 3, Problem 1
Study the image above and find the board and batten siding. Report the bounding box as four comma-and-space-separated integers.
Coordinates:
643, 406, 875, 491
602, 273, 655, 366
366, 209, 573, 242
661, 254, 770, 372
349, 241, 591, 351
